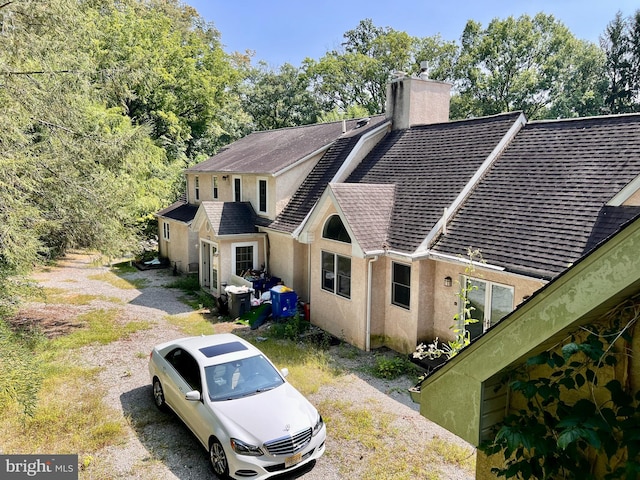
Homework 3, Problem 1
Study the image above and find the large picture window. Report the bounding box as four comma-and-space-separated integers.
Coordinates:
462, 277, 514, 340
321, 251, 351, 299
392, 262, 411, 309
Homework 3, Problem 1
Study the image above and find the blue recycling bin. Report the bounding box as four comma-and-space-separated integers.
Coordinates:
270, 285, 297, 319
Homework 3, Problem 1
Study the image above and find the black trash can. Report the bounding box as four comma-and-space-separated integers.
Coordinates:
227, 290, 252, 318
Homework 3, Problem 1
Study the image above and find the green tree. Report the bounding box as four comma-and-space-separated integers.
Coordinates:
601, 11, 635, 113
89, 0, 248, 163
241, 62, 321, 130
452, 13, 606, 120
305, 19, 422, 115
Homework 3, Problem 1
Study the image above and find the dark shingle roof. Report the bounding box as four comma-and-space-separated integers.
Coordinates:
432, 114, 640, 279
585, 206, 640, 251
330, 183, 396, 252
201, 201, 258, 235
156, 200, 198, 223
346, 112, 523, 253
268, 116, 388, 233
186, 118, 379, 175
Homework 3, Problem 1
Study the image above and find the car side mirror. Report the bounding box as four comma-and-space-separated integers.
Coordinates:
185, 390, 201, 401
280, 368, 289, 378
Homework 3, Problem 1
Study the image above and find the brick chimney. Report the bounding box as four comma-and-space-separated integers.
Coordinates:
385, 74, 451, 130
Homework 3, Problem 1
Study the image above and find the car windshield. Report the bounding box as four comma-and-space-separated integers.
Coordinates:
205, 354, 285, 401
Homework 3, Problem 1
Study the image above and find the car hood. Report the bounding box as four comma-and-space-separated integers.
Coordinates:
212, 382, 317, 443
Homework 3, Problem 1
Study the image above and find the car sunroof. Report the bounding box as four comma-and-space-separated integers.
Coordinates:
199, 341, 248, 358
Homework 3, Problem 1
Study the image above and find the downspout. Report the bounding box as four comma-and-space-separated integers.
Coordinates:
366, 255, 379, 352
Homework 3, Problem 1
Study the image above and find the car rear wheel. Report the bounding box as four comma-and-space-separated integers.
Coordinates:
209, 438, 229, 479
152, 377, 168, 412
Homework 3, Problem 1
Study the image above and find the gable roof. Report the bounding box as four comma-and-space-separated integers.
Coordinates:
268, 116, 388, 233
329, 183, 396, 253
431, 114, 640, 280
417, 216, 640, 446
345, 112, 524, 253
186, 118, 378, 175
195, 201, 259, 236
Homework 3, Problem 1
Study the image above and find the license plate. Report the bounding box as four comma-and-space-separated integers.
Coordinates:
285, 452, 302, 468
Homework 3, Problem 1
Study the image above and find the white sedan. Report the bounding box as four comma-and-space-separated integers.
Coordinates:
148, 333, 326, 479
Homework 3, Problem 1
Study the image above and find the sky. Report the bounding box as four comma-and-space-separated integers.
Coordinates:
184, 0, 639, 68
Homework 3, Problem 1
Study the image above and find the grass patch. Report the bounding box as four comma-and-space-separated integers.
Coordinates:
166, 274, 201, 293
165, 311, 216, 336
247, 337, 339, 396
0, 364, 126, 454
47, 309, 150, 352
42, 287, 122, 306
370, 354, 419, 380
318, 398, 475, 479
88, 272, 148, 290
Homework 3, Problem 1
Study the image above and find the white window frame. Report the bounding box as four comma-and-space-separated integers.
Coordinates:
461, 276, 514, 332
257, 177, 268, 214
213, 176, 218, 199
162, 221, 170, 241
194, 176, 200, 201
232, 241, 258, 275
321, 251, 351, 299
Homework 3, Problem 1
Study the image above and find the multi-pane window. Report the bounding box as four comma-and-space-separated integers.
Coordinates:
235, 245, 253, 275
194, 176, 200, 201
462, 277, 514, 340
163, 222, 170, 241
258, 179, 267, 213
234, 177, 241, 202
213, 176, 218, 199
392, 262, 411, 309
321, 251, 351, 299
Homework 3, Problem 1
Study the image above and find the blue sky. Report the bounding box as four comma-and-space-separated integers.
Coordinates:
184, 1, 639, 67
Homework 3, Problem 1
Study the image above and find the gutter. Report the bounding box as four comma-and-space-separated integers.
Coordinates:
366, 255, 379, 352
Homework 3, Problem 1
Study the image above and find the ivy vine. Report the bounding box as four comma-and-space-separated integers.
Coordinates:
480, 294, 640, 479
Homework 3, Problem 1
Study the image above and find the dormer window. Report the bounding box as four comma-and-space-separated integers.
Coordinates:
322, 215, 351, 243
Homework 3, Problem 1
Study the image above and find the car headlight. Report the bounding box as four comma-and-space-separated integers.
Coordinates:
230, 438, 264, 456
312, 414, 324, 436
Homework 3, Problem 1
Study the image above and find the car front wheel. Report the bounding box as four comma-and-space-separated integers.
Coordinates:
152, 377, 168, 412
209, 438, 229, 479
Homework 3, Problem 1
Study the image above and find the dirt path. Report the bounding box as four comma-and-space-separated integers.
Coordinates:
22, 252, 475, 479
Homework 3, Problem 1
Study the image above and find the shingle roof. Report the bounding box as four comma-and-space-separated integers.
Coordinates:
156, 199, 198, 223
268, 116, 388, 233
200, 201, 258, 235
431, 114, 640, 279
346, 112, 523, 253
186, 118, 378, 175
330, 183, 396, 252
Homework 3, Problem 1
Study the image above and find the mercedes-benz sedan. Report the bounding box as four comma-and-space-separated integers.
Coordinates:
148, 333, 326, 479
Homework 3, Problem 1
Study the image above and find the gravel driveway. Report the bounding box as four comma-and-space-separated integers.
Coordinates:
26, 252, 475, 480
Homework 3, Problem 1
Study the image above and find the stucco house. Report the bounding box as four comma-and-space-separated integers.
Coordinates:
156, 73, 640, 356
415, 215, 640, 478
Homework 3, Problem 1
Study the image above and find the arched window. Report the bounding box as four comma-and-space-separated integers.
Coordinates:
322, 215, 351, 243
